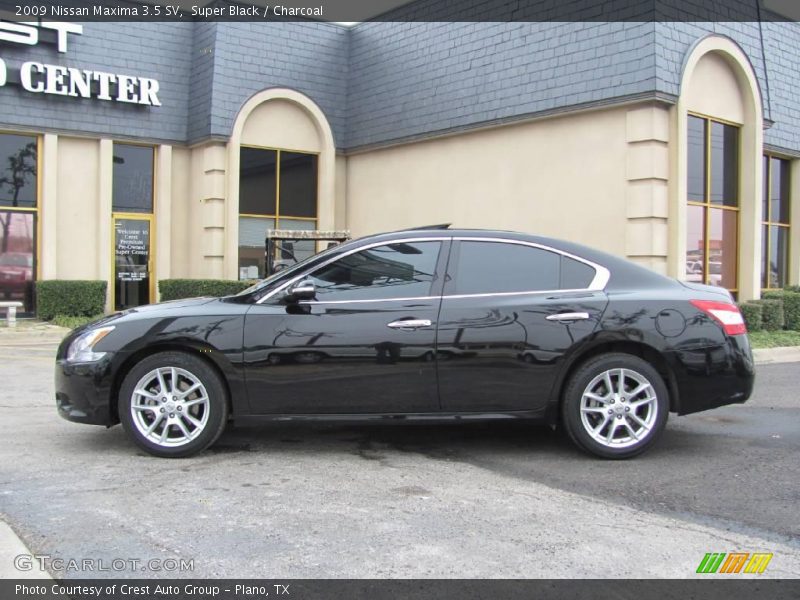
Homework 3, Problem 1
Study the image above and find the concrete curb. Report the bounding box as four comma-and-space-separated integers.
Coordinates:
753, 346, 800, 365
0, 520, 52, 579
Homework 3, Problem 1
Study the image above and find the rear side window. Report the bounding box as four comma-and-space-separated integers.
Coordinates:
561, 256, 596, 289
450, 241, 596, 295
452, 241, 560, 294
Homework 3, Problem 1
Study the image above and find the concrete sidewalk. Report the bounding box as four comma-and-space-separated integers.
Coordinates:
752, 346, 800, 364
0, 520, 52, 579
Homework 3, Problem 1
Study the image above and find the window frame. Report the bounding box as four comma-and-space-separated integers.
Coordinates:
256, 237, 608, 305
686, 113, 741, 293
762, 153, 791, 290
238, 145, 319, 226
238, 145, 320, 280
0, 131, 41, 315
111, 141, 156, 215
298, 240, 445, 303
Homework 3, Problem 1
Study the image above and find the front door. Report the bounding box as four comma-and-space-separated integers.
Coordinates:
243, 239, 448, 414
436, 240, 608, 414
113, 215, 153, 310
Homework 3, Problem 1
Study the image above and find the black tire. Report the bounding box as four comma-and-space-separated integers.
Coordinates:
118, 351, 228, 458
561, 353, 669, 459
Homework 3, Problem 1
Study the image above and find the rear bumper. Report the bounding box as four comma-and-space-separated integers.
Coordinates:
55, 356, 116, 426
667, 334, 754, 415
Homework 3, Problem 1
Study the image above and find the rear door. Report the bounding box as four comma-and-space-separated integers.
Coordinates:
436, 239, 609, 414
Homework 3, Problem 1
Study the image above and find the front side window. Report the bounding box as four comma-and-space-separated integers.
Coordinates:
762, 156, 791, 289
305, 241, 441, 302
238, 147, 318, 280
451, 241, 593, 295
685, 115, 740, 292
112, 143, 154, 213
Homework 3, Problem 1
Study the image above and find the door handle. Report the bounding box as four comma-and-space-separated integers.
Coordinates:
387, 319, 433, 330
546, 312, 590, 322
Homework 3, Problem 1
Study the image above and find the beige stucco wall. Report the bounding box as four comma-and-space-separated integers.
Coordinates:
346, 106, 632, 257
683, 51, 746, 124
169, 146, 192, 279
55, 137, 101, 279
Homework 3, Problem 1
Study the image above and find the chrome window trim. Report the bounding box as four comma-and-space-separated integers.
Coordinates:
255, 235, 610, 305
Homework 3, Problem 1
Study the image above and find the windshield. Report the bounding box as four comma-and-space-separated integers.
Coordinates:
234, 239, 358, 297
0, 253, 32, 267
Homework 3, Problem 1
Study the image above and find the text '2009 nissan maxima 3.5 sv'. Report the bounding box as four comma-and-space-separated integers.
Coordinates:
55, 227, 754, 459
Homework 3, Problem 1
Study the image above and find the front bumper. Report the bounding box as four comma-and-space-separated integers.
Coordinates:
55, 355, 117, 426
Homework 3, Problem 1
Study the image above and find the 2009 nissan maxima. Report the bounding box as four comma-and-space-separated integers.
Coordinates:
55, 227, 754, 459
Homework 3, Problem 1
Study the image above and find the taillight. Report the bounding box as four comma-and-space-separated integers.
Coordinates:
690, 299, 747, 336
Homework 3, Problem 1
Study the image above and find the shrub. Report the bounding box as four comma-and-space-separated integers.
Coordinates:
51, 314, 105, 330
757, 298, 785, 332
781, 291, 800, 331
36, 280, 107, 320
158, 279, 256, 301
785, 285, 800, 294
738, 302, 763, 332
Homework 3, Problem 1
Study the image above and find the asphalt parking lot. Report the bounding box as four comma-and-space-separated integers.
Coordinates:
1, 334, 799, 579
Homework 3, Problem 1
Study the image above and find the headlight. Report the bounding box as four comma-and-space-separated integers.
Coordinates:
66, 326, 115, 362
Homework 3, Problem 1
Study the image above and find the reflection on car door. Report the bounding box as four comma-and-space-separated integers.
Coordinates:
436, 240, 608, 414
243, 240, 449, 414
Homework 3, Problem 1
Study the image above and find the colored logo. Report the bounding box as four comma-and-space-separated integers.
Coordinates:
696, 552, 773, 574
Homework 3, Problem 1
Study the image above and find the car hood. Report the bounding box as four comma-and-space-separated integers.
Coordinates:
79, 297, 223, 330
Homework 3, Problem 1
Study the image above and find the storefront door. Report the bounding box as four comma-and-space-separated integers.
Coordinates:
113, 215, 153, 310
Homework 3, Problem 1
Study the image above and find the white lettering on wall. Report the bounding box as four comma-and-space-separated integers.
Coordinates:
20, 61, 45, 93
16, 62, 161, 105
0, 21, 83, 53
0, 21, 162, 107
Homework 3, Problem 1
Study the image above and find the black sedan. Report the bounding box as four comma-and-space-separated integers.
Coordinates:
55, 227, 754, 459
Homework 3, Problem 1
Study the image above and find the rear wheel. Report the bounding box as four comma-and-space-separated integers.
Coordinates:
118, 351, 228, 458
561, 353, 668, 459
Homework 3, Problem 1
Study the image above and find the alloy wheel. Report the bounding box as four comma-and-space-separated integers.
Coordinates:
579, 368, 658, 449
130, 367, 210, 448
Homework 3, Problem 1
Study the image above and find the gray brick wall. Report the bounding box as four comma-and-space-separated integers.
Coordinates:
203, 21, 349, 146
187, 21, 218, 143
761, 21, 800, 152
346, 21, 657, 149
0, 18, 799, 156
0, 21, 193, 143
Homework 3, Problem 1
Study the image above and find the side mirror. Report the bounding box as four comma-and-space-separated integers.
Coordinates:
285, 279, 316, 303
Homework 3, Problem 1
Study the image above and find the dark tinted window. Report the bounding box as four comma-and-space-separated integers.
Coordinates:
112, 144, 154, 213
687, 116, 706, 202
453, 241, 561, 294
0, 134, 37, 208
770, 157, 790, 224
561, 256, 596, 289
307, 241, 441, 301
279, 152, 317, 218
240, 148, 277, 216
710, 121, 738, 206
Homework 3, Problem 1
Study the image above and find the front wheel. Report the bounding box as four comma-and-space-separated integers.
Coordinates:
118, 351, 228, 458
561, 353, 669, 459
